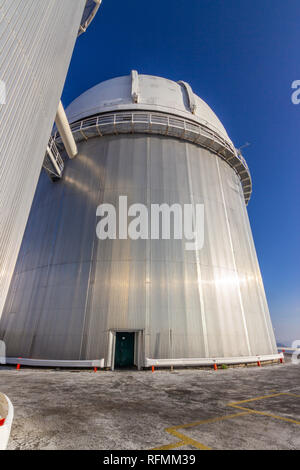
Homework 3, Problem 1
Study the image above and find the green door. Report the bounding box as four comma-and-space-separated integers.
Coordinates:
114, 332, 135, 368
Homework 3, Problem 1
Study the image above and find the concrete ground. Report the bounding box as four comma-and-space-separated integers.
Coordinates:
0, 358, 299, 450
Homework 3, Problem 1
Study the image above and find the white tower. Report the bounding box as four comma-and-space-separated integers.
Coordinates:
0, 0, 101, 318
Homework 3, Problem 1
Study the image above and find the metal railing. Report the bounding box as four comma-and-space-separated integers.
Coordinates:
43, 136, 64, 180
55, 112, 236, 155
49, 110, 252, 203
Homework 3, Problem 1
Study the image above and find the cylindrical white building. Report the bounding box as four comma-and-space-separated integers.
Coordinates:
0, 0, 101, 318
0, 72, 280, 368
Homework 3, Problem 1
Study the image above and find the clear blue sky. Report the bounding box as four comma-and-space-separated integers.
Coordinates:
62, 0, 300, 345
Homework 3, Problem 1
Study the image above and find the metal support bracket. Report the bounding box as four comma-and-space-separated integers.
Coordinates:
178, 80, 197, 114
131, 70, 140, 103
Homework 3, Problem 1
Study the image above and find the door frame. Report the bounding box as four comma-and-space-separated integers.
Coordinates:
107, 329, 144, 371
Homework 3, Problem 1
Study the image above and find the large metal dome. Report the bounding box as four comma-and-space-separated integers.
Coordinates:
0, 72, 279, 369
66, 73, 230, 142
63, 72, 252, 204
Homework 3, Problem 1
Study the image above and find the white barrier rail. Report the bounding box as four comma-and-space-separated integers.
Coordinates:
278, 348, 300, 356
0, 394, 14, 450
145, 353, 283, 368
5, 358, 104, 368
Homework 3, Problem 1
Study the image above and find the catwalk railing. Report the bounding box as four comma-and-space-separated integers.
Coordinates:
44, 111, 252, 204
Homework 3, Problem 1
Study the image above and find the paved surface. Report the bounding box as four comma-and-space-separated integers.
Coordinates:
0, 359, 299, 450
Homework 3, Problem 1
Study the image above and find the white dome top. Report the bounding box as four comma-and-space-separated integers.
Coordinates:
66, 72, 232, 144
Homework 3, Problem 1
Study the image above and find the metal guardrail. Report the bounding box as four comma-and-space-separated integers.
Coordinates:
5, 358, 104, 368
43, 136, 64, 180
52, 111, 252, 204
145, 352, 283, 368
56, 112, 235, 153
278, 347, 300, 355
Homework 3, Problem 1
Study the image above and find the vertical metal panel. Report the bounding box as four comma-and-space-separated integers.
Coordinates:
0, 0, 86, 317
0, 135, 277, 361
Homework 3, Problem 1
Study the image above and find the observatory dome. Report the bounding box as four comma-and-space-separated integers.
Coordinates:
0, 72, 278, 369
66, 73, 230, 143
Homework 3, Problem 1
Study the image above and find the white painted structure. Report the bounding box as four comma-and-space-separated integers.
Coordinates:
0, 0, 100, 319
55, 101, 78, 159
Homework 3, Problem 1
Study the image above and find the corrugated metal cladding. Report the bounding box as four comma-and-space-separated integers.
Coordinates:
0, 134, 277, 362
0, 0, 86, 318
